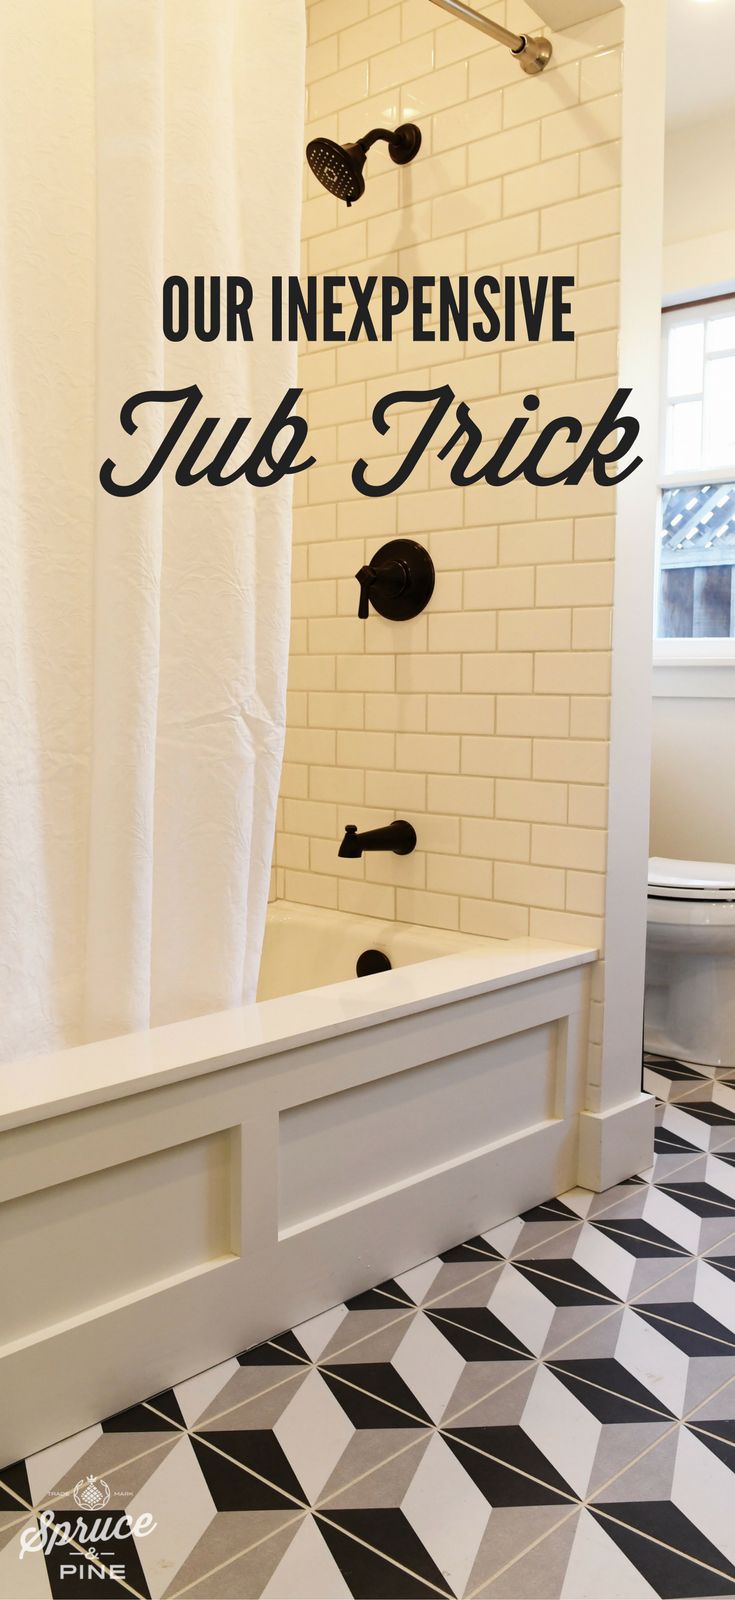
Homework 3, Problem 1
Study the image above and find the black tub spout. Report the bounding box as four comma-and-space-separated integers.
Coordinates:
339, 819, 417, 859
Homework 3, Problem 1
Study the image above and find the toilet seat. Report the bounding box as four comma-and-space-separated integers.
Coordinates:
648, 856, 735, 904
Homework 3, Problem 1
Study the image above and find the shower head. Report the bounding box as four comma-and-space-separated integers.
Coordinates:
306, 124, 422, 206
306, 138, 368, 205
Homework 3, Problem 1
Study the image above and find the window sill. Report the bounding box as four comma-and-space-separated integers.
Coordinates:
653, 656, 735, 698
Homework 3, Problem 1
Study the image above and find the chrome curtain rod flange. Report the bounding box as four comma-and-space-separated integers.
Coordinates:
428, 0, 552, 74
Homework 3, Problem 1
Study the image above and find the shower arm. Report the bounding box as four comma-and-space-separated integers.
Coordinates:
428, 0, 552, 74
360, 127, 411, 153
360, 128, 399, 151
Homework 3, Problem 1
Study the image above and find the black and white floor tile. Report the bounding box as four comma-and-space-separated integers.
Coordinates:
3, 1056, 735, 1597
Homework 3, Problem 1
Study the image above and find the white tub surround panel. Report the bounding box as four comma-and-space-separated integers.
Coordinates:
0, 916, 592, 1466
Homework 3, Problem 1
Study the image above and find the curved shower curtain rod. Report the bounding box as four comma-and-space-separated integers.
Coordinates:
428, 0, 552, 75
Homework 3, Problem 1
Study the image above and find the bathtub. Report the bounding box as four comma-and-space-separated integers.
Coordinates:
258, 899, 513, 999
0, 902, 596, 1465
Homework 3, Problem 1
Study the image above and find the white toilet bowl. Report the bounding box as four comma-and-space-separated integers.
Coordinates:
645, 856, 735, 1068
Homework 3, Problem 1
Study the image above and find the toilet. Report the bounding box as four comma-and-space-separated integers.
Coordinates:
645, 857, 735, 1068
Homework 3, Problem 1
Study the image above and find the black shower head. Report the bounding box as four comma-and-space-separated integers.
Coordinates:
306, 124, 422, 207
306, 138, 368, 205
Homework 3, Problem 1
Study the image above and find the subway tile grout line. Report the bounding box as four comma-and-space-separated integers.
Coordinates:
295, 2, 622, 935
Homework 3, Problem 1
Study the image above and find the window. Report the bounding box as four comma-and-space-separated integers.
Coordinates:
656, 298, 735, 649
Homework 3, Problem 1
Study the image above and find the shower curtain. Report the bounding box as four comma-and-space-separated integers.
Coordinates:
0, 1, 306, 1060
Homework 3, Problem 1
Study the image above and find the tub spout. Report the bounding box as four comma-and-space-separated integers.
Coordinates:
339, 819, 417, 859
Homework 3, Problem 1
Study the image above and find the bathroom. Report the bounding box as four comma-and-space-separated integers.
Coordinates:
0, 0, 733, 1596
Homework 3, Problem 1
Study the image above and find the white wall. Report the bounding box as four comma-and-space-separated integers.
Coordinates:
663, 108, 735, 301
650, 103, 735, 867
651, 691, 735, 861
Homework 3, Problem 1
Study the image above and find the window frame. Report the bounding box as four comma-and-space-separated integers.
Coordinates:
654, 295, 735, 668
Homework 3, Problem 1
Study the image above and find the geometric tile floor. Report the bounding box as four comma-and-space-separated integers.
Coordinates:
3, 1056, 735, 1597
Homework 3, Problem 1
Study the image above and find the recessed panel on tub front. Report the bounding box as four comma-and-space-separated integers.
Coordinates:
278, 1022, 558, 1234
0, 1131, 236, 1348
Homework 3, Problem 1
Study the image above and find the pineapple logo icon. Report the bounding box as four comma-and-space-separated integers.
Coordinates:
72, 1475, 111, 1512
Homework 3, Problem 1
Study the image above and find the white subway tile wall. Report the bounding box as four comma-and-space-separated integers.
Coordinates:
275, 0, 623, 966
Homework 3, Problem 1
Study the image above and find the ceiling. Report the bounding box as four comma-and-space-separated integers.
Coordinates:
667, 0, 735, 129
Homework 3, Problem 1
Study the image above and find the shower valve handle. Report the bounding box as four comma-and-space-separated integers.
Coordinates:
355, 539, 436, 622
355, 560, 407, 620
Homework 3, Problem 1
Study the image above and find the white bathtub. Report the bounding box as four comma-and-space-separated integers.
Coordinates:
258, 900, 509, 999
0, 903, 596, 1465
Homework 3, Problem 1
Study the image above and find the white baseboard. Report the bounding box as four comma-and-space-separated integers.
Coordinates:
577, 1093, 656, 1192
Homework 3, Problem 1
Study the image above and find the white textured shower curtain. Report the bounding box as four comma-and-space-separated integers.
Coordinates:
0, 1, 306, 1060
